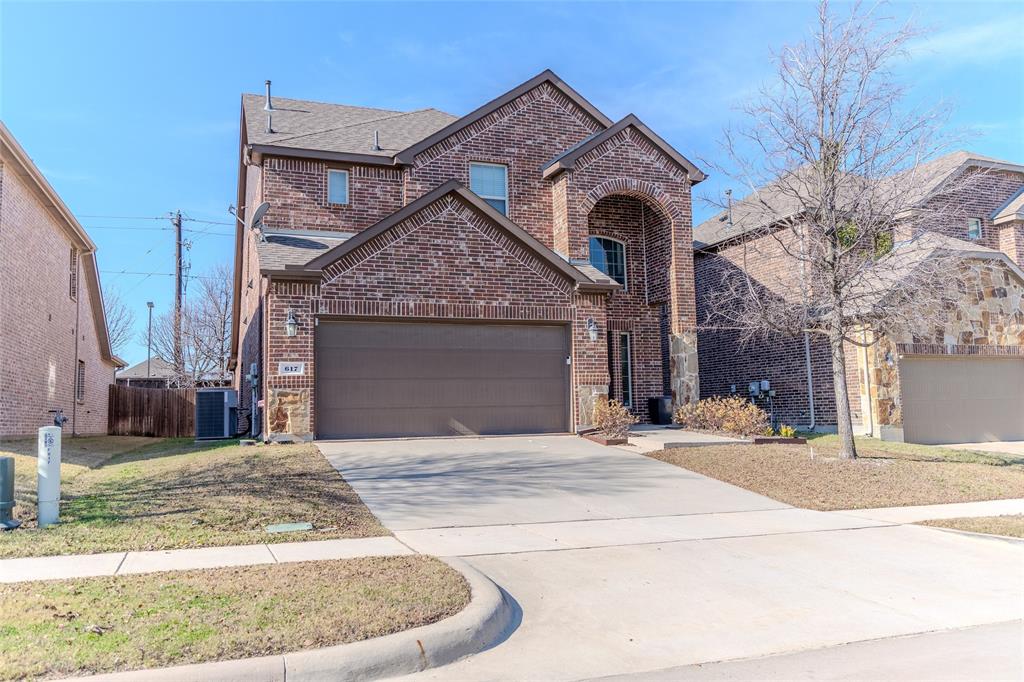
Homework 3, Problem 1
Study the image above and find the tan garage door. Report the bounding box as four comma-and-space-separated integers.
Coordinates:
315, 320, 570, 439
900, 356, 1024, 445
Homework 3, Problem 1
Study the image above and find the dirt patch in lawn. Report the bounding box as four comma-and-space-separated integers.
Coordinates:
0, 555, 469, 680
1, 439, 387, 558
649, 436, 1024, 510
919, 515, 1024, 539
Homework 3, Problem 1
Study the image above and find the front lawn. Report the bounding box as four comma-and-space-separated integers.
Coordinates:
0, 556, 469, 681
919, 515, 1024, 539
649, 435, 1024, 510
1, 438, 386, 558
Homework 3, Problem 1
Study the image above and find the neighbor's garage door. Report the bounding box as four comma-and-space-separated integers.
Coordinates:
315, 320, 570, 439
900, 356, 1024, 445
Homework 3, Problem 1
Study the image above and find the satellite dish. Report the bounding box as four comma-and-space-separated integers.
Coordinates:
249, 201, 271, 230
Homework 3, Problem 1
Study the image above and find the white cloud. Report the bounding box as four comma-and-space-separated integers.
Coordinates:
908, 18, 1024, 65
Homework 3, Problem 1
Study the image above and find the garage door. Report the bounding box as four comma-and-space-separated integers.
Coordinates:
900, 356, 1024, 444
315, 320, 570, 439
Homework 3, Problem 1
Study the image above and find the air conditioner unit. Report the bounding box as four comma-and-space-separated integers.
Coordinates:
195, 388, 238, 440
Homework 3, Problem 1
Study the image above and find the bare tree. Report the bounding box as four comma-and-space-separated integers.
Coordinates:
144, 263, 232, 387
102, 288, 135, 356
702, 0, 975, 458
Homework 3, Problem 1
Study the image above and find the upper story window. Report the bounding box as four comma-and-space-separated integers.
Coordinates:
69, 248, 79, 300
327, 169, 349, 205
469, 163, 508, 215
588, 236, 627, 288
967, 217, 982, 240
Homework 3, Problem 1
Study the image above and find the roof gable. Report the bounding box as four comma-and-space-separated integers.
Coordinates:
393, 70, 613, 165
542, 114, 706, 183
303, 180, 603, 288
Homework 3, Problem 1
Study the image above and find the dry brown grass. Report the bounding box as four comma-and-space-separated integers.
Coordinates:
0, 556, 469, 680
919, 515, 1024, 538
0, 439, 387, 558
649, 436, 1024, 510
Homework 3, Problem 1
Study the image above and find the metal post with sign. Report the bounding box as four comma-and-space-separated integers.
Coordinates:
37, 426, 61, 528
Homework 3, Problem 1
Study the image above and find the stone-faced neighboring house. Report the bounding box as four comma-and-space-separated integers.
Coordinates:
229, 71, 705, 441
694, 152, 1024, 444
0, 122, 123, 437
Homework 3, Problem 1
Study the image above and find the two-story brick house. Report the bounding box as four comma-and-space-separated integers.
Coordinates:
695, 152, 1024, 444
229, 71, 705, 441
0, 123, 123, 437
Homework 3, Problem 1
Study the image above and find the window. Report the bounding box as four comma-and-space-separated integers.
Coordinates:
76, 360, 85, 402
588, 236, 627, 287
69, 248, 79, 300
327, 169, 349, 205
469, 163, 508, 215
967, 217, 982, 240
619, 332, 633, 408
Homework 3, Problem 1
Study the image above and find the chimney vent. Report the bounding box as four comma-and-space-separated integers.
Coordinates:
264, 80, 274, 134
371, 130, 381, 152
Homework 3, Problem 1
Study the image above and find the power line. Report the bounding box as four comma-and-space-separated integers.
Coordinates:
101, 270, 222, 281
78, 214, 167, 220
86, 225, 233, 236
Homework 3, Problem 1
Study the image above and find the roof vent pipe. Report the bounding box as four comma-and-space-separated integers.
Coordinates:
372, 130, 381, 152
264, 80, 274, 134
725, 189, 733, 226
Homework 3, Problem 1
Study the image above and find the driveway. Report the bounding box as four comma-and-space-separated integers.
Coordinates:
941, 440, 1024, 457
319, 435, 1024, 680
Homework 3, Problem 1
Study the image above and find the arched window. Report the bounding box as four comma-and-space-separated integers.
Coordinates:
588, 236, 626, 288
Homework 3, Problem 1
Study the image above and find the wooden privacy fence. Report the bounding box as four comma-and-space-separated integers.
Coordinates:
108, 385, 195, 437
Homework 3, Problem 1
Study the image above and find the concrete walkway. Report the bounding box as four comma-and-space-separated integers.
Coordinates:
618, 425, 745, 453
0, 536, 410, 583
318, 436, 1024, 682
839, 497, 1024, 523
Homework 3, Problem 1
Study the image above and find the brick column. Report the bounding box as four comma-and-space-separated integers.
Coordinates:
265, 280, 318, 441
667, 187, 699, 409
572, 292, 610, 428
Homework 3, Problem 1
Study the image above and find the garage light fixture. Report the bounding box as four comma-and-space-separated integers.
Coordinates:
586, 317, 599, 342
285, 309, 298, 337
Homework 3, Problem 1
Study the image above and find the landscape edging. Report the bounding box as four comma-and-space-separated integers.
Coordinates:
59, 557, 515, 682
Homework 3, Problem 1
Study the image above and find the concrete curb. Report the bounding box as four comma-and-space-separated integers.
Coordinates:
60, 557, 516, 682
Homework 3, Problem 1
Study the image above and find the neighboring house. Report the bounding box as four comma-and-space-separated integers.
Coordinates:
0, 122, 124, 437
229, 71, 705, 441
115, 357, 176, 388
694, 152, 1024, 444
115, 357, 231, 389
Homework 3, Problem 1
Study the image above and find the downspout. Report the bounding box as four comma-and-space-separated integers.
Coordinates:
71, 253, 82, 436
861, 329, 874, 437
803, 332, 816, 431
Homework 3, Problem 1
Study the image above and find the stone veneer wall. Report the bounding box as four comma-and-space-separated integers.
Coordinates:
853, 261, 1024, 431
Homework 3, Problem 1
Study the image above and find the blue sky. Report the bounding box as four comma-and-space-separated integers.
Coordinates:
2, 1, 1022, 366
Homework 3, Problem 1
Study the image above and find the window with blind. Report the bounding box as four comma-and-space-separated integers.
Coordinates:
76, 360, 86, 402
469, 163, 508, 215
69, 248, 79, 300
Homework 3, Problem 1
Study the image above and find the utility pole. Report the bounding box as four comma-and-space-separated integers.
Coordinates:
172, 210, 183, 381
146, 301, 154, 378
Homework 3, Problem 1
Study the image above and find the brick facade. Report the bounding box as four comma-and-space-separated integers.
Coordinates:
233, 74, 702, 439
0, 155, 117, 438
696, 163, 1024, 431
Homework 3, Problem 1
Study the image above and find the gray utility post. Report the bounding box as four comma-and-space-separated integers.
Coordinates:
172, 210, 184, 379
146, 301, 154, 377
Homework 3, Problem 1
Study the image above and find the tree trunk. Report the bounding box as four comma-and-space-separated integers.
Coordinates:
829, 322, 858, 459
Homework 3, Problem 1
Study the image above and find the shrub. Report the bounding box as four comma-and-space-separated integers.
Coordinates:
592, 397, 638, 439
778, 424, 797, 438
673, 396, 770, 437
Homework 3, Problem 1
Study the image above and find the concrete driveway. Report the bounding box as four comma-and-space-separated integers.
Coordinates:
941, 440, 1024, 457
319, 435, 1024, 680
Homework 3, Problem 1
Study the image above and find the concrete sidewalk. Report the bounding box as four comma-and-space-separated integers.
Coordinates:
838, 498, 1024, 523
0, 536, 410, 583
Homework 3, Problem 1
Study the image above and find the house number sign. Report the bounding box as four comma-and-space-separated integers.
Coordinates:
278, 362, 305, 376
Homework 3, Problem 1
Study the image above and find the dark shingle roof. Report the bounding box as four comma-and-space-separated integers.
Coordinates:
256, 229, 352, 270
695, 151, 1024, 250
243, 94, 457, 157
116, 356, 175, 379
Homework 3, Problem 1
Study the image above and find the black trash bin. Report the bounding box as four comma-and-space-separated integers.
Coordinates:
648, 396, 673, 425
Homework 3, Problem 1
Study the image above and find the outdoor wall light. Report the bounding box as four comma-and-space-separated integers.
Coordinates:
586, 317, 599, 342
285, 309, 298, 337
